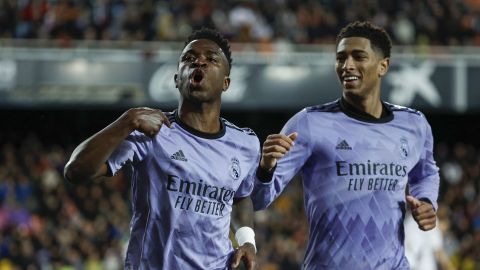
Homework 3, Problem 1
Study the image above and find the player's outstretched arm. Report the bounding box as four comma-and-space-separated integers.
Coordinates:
406, 195, 437, 231
231, 197, 256, 270
64, 107, 171, 184
256, 132, 297, 182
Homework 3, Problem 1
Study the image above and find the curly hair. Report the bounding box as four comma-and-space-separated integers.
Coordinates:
336, 21, 392, 58
185, 28, 232, 73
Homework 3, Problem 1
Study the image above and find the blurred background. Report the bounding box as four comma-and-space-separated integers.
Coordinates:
0, 0, 479, 269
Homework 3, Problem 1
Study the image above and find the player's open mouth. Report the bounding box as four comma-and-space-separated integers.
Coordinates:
342, 74, 360, 88
343, 75, 360, 82
190, 69, 204, 86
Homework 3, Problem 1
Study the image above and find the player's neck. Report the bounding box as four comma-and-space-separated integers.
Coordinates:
177, 103, 222, 134
342, 95, 383, 119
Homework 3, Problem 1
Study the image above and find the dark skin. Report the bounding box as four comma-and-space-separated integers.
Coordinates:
231, 197, 257, 270
64, 39, 256, 269
258, 37, 436, 231
174, 39, 230, 132
335, 37, 389, 118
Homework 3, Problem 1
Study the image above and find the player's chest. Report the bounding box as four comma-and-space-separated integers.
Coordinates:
153, 134, 253, 187
314, 123, 421, 169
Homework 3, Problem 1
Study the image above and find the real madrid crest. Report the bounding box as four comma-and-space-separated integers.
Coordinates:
399, 138, 409, 159
229, 157, 241, 180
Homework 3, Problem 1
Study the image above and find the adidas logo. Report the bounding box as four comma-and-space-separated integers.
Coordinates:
171, 150, 188, 161
336, 140, 352, 150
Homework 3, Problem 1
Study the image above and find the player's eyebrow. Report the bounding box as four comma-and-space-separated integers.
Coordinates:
183, 49, 222, 56
351, 49, 368, 54
337, 49, 367, 55
203, 50, 223, 58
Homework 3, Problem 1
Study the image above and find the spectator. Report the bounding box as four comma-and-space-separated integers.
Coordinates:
1, 0, 478, 46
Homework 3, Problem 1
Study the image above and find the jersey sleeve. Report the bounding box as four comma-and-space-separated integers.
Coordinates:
252, 109, 313, 210
107, 130, 153, 176
235, 137, 261, 198
408, 116, 440, 210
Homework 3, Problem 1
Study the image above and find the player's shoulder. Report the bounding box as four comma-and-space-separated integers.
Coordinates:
385, 102, 431, 129
284, 100, 340, 128
130, 110, 177, 138
164, 110, 176, 122
305, 99, 341, 113
384, 102, 424, 117
222, 118, 258, 138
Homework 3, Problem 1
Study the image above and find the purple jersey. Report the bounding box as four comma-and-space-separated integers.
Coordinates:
252, 99, 439, 270
107, 111, 260, 270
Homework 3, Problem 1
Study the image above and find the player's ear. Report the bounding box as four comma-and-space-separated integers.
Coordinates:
223, 76, 230, 92
378, 57, 390, 77
174, 74, 178, 88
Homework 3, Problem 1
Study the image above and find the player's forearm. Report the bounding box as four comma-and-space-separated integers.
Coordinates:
64, 115, 135, 184
408, 174, 439, 211
232, 197, 256, 253
232, 197, 254, 229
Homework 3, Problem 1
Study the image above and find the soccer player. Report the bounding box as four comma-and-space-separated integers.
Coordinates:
64, 28, 258, 270
252, 21, 439, 269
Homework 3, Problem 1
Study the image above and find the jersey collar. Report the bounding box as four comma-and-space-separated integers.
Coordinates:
174, 110, 226, 139
339, 97, 394, 123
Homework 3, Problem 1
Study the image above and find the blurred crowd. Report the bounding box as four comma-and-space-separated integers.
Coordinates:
0, 0, 480, 46
0, 136, 130, 269
0, 136, 479, 269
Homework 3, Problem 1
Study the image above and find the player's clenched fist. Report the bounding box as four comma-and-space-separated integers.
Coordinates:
260, 132, 298, 171
122, 107, 171, 137
406, 195, 437, 231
